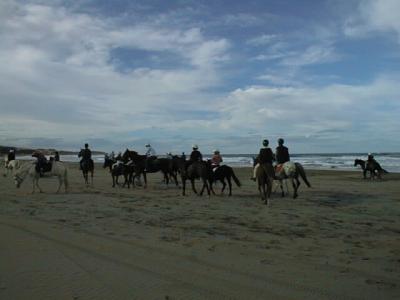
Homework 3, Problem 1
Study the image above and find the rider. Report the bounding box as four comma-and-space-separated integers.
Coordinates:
79, 143, 93, 170
211, 149, 223, 169
32, 151, 47, 176
186, 144, 203, 170
54, 151, 60, 162
251, 139, 275, 181
275, 138, 290, 172
145, 144, 157, 171
7, 149, 16, 163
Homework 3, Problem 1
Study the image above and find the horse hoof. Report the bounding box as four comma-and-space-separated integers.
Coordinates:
293, 194, 298, 199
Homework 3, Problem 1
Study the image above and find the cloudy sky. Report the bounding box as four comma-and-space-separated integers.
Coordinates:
0, 0, 399, 154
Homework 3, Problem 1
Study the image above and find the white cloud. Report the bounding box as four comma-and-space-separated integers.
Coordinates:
344, 0, 400, 42
0, 1, 230, 149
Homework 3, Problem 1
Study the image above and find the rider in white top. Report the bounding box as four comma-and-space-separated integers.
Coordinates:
145, 144, 156, 157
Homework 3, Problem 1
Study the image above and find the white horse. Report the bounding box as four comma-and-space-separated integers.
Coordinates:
14, 161, 69, 193
3, 156, 21, 177
274, 162, 311, 198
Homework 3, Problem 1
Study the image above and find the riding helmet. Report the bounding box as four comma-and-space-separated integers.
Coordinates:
192, 144, 198, 150
278, 138, 284, 145
262, 139, 269, 147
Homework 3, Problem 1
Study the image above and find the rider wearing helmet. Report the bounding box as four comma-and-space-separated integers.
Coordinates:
145, 144, 157, 171
251, 139, 275, 181
145, 144, 156, 158
211, 149, 223, 168
276, 138, 290, 164
189, 144, 203, 162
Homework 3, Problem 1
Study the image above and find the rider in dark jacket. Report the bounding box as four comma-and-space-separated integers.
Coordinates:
186, 144, 203, 170
7, 149, 16, 162
251, 139, 275, 180
275, 138, 290, 164
32, 151, 47, 175
79, 143, 93, 170
189, 144, 203, 162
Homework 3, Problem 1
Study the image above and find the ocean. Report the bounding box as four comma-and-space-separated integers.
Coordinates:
15, 152, 400, 173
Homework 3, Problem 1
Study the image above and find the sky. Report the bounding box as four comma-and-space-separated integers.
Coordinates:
0, 0, 399, 154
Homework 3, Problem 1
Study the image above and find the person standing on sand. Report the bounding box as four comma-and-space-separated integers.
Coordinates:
251, 139, 275, 181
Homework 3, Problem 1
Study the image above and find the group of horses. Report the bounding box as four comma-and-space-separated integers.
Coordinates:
103, 149, 241, 197
3, 152, 388, 206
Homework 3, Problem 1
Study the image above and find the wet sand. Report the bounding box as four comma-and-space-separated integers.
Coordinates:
0, 162, 399, 299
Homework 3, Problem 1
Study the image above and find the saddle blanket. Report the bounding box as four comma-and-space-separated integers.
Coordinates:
275, 164, 284, 173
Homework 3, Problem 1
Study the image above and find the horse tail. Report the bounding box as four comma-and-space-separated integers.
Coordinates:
296, 163, 311, 187
231, 168, 241, 187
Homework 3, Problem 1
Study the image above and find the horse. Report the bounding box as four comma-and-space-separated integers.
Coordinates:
354, 159, 388, 179
122, 149, 178, 188
255, 163, 274, 205
78, 150, 94, 186
274, 162, 311, 198
3, 158, 21, 177
14, 161, 69, 193
252, 158, 310, 201
175, 158, 212, 196
207, 161, 241, 196
103, 155, 133, 188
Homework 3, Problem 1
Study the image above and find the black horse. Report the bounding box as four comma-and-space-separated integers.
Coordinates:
103, 155, 133, 188
207, 161, 241, 196
175, 158, 213, 196
122, 149, 178, 188
78, 150, 94, 185
354, 159, 388, 179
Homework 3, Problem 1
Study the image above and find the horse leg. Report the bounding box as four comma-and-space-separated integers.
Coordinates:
291, 178, 298, 199
36, 177, 43, 193
91, 170, 94, 186
182, 177, 186, 196
363, 169, 367, 179
279, 179, 285, 197
191, 179, 197, 194
56, 176, 62, 193
143, 172, 147, 188
220, 179, 226, 195
112, 174, 116, 187
209, 180, 216, 196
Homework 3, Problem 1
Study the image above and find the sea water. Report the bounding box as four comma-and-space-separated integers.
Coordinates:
16, 152, 400, 173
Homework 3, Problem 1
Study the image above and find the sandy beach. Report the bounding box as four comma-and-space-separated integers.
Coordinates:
0, 162, 399, 299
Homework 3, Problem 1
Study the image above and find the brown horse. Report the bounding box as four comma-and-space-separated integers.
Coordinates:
78, 149, 94, 186
255, 163, 274, 205
354, 159, 388, 179
176, 158, 212, 196
207, 161, 241, 196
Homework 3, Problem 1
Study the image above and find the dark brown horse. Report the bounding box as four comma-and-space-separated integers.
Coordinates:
176, 158, 213, 196
103, 155, 133, 188
122, 149, 178, 188
78, 149, 94, 186
354, 159, 388, 179
207, 161, 241, 196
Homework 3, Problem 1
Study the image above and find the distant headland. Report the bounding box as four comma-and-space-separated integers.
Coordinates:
0, 145, 105, 155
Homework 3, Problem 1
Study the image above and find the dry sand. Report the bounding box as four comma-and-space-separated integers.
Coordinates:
0, 162, 399, 299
